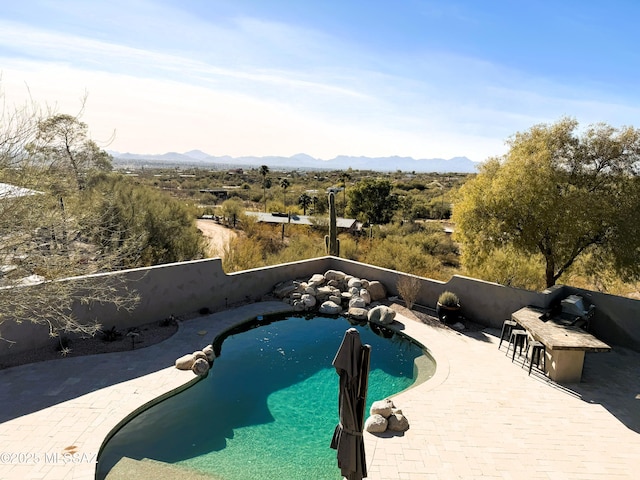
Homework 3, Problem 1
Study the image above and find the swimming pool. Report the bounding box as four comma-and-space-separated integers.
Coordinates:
97, 314, 435, 479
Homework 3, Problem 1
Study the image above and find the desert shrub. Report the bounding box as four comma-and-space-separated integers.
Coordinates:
339, 236, 359, 260
266, 231, 325, 264
362, 238, 442, 278
222, 236, 265, 272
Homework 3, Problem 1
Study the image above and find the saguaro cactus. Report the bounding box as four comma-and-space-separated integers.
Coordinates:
325, 192, 340, 256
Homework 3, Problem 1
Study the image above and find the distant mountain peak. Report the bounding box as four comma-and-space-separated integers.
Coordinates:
111, 151, 480, 173
184, 150, 212, 160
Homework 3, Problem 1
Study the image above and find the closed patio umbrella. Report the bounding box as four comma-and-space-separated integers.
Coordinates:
330, 328, 371, 480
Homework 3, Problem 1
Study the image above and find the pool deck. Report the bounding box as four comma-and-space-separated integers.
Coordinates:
1, 301, 639, 479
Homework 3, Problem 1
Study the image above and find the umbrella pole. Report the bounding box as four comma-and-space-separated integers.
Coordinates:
359, 345, 371, 425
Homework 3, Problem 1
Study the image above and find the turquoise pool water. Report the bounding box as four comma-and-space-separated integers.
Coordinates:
97, 315, 434, 480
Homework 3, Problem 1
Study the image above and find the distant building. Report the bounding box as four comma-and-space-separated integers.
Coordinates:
199, 189, 229, 200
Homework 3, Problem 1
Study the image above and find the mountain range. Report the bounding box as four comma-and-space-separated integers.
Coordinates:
111, 150, 480, 173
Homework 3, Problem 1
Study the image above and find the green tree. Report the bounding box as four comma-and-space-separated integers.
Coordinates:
221, 197, 243, 227
27, 114, 112, 190
298, 192, 312, 215
454, 117, 640, 288
279, 178, 290, 207
347, 178, 398, 224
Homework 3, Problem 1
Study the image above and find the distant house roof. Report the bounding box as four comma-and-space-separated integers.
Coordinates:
0, 182, 42, 200
244, 211, 358, 230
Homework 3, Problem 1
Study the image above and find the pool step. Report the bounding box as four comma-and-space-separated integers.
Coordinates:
106, 456, 221, 480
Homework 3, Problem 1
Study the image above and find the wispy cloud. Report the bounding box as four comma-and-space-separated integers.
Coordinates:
1, 1, 639, 162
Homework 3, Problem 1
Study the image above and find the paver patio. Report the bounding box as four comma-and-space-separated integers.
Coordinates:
0, 301, 638, 479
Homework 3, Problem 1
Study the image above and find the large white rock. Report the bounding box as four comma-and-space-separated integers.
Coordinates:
387, 412, 409, 432
325, 270, 346, 281
348, 307, 369, 320
193, 351, 208, 361
347, 277, 363, 289
301, 294, 317, 308
349, 296, 366, 308
370, 398, 395, 417
319, 301, 342, 315
367, 281, 387, 301
316, 286, 335, 300
364, 414, 388, 433
308, 273, 326, 288
368, 305, 396, 325
175, 353, 196, 370
192, 358, 210, 376
329, 295, 342, 305
360, 288, 371, 305
202, 345, 215, 362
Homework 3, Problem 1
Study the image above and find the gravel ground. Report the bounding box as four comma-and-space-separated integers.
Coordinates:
0, 318, 179, 370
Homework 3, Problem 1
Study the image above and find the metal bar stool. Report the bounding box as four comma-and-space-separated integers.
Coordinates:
507, 329, 529, 362
527, 340, 546, 375
498, 319, 518, 349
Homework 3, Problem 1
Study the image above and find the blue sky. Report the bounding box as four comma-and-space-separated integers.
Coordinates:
1, 0, 639, 162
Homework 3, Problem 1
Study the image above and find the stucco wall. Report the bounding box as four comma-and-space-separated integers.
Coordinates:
2, 256, 639, 359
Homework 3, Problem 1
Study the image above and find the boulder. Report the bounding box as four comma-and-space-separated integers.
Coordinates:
341, 292, 353, 302
361, 279, 370, 289
327, 279, 341, 288
192, 358, 210, 376
301, 294, 317, 308
360, 288, 371, 305
329, 295, 342, 305
307, 273, 326, 288
387, 412, 410, 432
303, 285, 317, 295
175, 353, 196, 370
293, 301, 306, 312
325, 270, 347, 282
193, 351, 208, 361
367, 281, 387, 301
319, 301, 342, 315
370, 398, 395, 417
316, 286, 335, 300
347, 277, 363, 289
202, 345, 215, 362
349, 296, 366, 309
348, 307, 369, 320
368, 305, 396, 325
273, 280, 298, 298
349, 286, 359, 296
364, 414, 388, 433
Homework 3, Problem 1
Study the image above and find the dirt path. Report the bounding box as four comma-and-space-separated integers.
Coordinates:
196, 219, 238, 257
